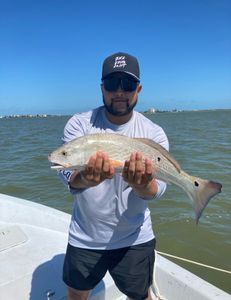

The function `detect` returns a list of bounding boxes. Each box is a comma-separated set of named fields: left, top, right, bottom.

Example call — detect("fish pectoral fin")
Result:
left=110, top=159, right=124, bottom=169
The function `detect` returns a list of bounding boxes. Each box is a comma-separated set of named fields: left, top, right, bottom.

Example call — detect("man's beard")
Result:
left=103, top=96, right=138, bottom=116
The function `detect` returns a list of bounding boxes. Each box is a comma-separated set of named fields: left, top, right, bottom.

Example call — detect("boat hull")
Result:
left=0, top=194, right=230, bottom=300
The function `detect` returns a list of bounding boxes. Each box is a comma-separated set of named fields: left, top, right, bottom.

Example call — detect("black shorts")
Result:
left=63, top=239, right=156, bottom=300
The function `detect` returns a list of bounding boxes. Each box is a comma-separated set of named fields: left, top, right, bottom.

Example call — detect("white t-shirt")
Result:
left=60, top=106, right=169, bottom=249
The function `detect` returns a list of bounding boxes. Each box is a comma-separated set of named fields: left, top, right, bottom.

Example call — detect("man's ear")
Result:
left=137, top=84, right=142, bottom=94
left=100, top=83, right=104, bottom=93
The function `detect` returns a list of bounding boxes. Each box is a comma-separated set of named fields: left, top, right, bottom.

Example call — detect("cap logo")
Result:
left=113, top=56, right=127, bottom=69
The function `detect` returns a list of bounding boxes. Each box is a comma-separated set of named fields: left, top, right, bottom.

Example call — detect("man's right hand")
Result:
left=70, top=152, right=115, bottom=188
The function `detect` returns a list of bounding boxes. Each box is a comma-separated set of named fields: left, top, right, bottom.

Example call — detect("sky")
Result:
left=0, top=0, right=231, bottom=115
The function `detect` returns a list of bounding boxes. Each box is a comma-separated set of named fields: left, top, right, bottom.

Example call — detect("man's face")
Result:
left=101, top=73, right=142, bottom=116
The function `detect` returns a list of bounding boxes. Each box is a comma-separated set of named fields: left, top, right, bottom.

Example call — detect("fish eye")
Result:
left=62, top=151, right=67, bottom=156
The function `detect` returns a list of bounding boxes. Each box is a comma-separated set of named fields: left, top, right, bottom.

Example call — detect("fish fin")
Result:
left=182, top=173, right=222, bottom=223
left=135, top=138, right=181, bottom=172
left=110, top=159, right=124, bottom=169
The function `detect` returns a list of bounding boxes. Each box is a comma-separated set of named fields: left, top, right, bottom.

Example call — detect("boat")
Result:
left=0, top=193, right=230, bottom=300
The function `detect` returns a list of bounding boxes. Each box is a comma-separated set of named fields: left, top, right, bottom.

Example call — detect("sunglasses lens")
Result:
left=103, top=77, right=138, bottom=92
left=103, top=77, right=120, bottom=92
left=121, top=78, right=138, bottom=92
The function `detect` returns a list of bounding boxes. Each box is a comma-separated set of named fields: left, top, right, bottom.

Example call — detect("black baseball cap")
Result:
left=101, top=52, right=140, bottom=81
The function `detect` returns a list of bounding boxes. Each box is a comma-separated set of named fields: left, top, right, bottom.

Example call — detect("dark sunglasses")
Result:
left=103, top=77, right=139, bottom=92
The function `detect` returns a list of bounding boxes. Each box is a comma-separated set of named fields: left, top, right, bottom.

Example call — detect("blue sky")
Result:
left=0, top=0, right=230, bottom=115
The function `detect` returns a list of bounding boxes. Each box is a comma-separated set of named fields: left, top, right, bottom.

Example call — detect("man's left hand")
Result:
left=122, top=152, right=157, bottom=198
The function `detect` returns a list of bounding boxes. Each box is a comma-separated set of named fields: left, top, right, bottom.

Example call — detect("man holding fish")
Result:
left=50, top=52, right=221, bottom=300
left=57, top=52, right=168, bottom=300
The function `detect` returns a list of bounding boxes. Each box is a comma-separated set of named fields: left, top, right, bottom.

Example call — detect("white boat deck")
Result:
left=0, top=193, right=230, bottom=300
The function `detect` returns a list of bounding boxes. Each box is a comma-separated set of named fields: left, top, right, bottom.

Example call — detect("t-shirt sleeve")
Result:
left=63, top=115, right=86, bottom=143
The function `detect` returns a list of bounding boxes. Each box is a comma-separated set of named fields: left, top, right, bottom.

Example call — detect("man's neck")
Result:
left=105, top=110, right=133, bottom=125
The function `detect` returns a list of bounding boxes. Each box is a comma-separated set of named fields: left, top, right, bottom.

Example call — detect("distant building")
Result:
left=147, top=107, right=156, bottom=114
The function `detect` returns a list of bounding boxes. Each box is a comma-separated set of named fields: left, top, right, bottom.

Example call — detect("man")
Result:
left=59, top=52, right=169, bottom=300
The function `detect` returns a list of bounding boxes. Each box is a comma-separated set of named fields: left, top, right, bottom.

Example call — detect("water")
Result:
left=0, top=110, right=230, bottom=293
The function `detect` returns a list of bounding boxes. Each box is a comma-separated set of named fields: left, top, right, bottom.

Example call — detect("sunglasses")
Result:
left=103, top=77, right=139, bottom=92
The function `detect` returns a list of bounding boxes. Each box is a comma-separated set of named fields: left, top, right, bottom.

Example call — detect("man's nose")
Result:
left=115, top=85, right=124, bottom=94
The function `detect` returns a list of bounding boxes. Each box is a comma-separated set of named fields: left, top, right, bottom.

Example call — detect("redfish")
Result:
left=48, top=133, right=222, bottom=223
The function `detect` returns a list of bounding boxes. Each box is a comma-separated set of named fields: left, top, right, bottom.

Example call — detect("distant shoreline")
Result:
left=0, top=108, right=230, bottom=119
left=143, top=108, right=231, bottom=114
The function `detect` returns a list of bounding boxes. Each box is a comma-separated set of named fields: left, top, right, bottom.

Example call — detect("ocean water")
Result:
left=0, top=110, right=230, bottom=293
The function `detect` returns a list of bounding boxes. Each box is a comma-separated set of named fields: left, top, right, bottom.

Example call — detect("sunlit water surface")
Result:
left=0, top=110, right=230, bottom=293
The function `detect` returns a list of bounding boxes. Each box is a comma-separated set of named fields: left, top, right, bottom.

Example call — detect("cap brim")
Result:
left=102, top=71, right=140, bottom=81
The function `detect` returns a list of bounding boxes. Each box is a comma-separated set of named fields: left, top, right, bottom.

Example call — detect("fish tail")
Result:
left=184, top=175, right=222, bottom=223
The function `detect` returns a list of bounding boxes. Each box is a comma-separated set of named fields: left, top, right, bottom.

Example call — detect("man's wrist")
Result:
left=79, top=172, right=99, bottom=187
left=131, top=179, right=158, bottom=198
left=70, top=171, right=96, bottom=189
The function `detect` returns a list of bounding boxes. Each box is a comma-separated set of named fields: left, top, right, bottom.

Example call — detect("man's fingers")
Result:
left=123, top=152, right=145, bottom=184
left=84, top=152, right=115, bottom=183
left=107, top=165, right=115, bottom=179
left=134, top=153, right=144, bottom=184
left=102, top=153, right=115, bottom=179
left=94, top=152, right=105, bottom=181
left=84, top=154, right=97, bottom=180
left=145, top=158, right=154, bottom=179
left=127, top=152, right=136, bottom=181
left=122, top=160, right=129, bottom=179
left=122, top=153, right=154, bottom=186
left=102, top=153, right=110, bottom=173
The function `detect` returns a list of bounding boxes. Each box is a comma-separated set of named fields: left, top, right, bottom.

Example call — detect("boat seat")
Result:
left=0, top=225, right=28, bottom=252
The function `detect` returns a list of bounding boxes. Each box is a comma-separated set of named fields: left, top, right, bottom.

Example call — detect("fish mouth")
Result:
left=50, top=162, right=85, bottom=171
left=50, top=163, right=66, bottom=170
